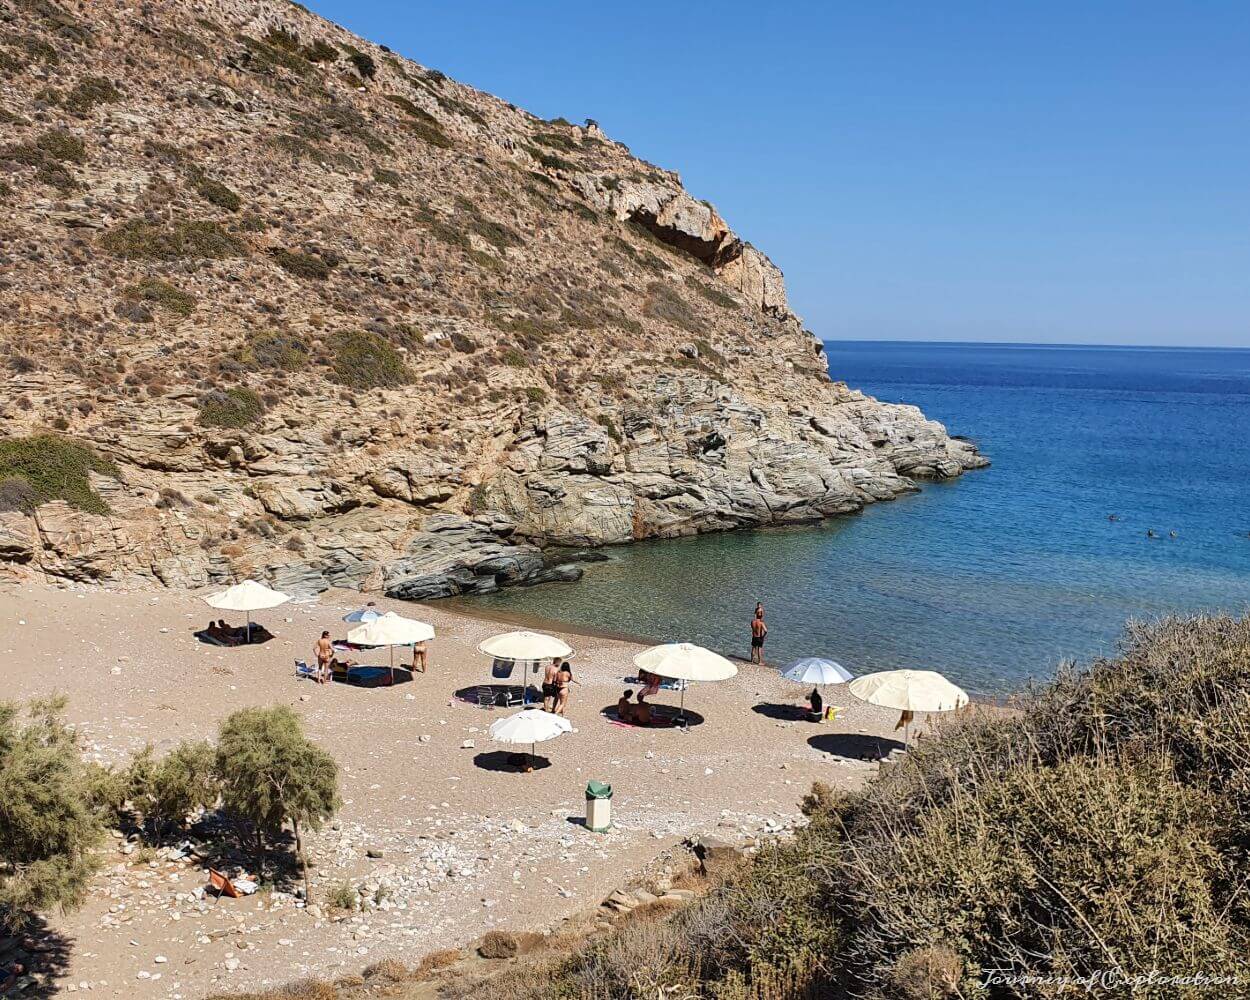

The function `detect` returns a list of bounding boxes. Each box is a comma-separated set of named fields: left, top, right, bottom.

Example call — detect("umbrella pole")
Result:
left=246, top=615, right=252, bottom=644
left=679, top=686, right=686, bottom=724
left=389, top=645, right=394, bottom=684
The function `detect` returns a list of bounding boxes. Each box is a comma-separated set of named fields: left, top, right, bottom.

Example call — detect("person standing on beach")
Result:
left=555, top=660, right=577, bottom=716
left=543, top=658, right=561, bottom=712
left=411, top=638, right=428, bottom=674
left=750, top=608, right=768, bottom=664
left=315, top=631, right=333, bottom=685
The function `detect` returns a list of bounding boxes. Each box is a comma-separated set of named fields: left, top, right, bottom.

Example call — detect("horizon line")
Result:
left=821, top=338, right=1250, bottom=351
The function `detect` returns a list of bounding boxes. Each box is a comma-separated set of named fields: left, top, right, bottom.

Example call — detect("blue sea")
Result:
left=464, top=342, right=1250, bottom=694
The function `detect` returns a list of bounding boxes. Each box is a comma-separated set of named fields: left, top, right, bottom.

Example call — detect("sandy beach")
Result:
left=3, top=582, right=909, bottom=999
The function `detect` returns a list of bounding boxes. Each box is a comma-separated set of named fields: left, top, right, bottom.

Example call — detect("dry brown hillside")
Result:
left=0, top=0, right=985, bottom=597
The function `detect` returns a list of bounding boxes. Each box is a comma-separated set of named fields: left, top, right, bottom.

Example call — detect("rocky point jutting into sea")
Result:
left=0, top=0, right=986, bottom=598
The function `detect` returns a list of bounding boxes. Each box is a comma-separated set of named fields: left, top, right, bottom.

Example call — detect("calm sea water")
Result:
left=464, top=342, right=1250, bottom=693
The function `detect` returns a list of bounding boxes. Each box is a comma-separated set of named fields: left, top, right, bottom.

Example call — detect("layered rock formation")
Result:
left=0, top=0, right=985, bottom=597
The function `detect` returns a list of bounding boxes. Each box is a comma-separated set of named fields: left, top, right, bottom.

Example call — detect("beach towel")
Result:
left=491, top=658, right=516, bottom=679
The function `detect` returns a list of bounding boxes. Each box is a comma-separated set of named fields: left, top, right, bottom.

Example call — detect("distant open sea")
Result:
left=464, top=342, right=1250, bottom=694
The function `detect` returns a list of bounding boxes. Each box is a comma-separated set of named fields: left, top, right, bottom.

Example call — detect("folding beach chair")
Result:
left=294, top=659, right=319, bottom=681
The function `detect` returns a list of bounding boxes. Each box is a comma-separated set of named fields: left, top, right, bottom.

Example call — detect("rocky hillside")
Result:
left=0, top=0, right=985, bottom=597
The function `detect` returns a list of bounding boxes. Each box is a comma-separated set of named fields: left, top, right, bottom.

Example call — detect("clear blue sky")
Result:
left=305, top=1, right=1249, bottom=347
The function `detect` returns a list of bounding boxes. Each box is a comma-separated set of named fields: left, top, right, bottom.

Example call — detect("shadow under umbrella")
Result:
left=599, top=703, right=706, bottom=729
left=807, top=732, right=905, bottom=761
left=473, top=750, right=552, bottom=773
left=751, top=703, right=817, bottom=722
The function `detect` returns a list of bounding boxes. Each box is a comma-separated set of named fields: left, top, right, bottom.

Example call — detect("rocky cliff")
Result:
left=0, top=0, right=986, bottom=597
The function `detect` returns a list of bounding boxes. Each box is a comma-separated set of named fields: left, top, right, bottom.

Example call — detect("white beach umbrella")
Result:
left=347, top=612, right=435, bottom=677
left=488, top=708, right=572, bottom=770
left=203, top=580, right=290, bottom=642
left=779, top=657, right=854, bottom=687
left=632, top=643, right=737, bottom=721
left=477, top=630, right=573, bottom=661
left=848, top=669, right=969, bottom=744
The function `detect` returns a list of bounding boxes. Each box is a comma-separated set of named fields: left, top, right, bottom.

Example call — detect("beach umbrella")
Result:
left=632, top=643, right=737, bottom=722
left=203, top=580, right=290, bottom=643
left=488, top=708, right=572, bottom=770
left=477, top=630, right=573, bottom=660
left=779, top=657, right=854, bottom=716
left=478, top=631, right=574, bottom=703
left=848, top=669, right=968, bottom=744
left=779, top=657, right=854, bottom=687
left=342, top=606, right=382, bottom=624
left=347, top=612, right=435, bottom=678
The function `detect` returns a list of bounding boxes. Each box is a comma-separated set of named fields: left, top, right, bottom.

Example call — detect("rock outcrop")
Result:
left=0, top=0, right=986, bottom=596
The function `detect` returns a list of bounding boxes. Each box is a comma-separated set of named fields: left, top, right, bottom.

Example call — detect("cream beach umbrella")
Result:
left=848, top=669, right=968, bottom=744
left=488, top=707, right=572, bottom=770
left=347, top=612, right=435, bottom=678
left=478, top=631, right=573, bottom=660
left=478, top=631, right=573, bottom=704
left=632, top=642, right=737, bottom=722
left=203, top=580, right=290, bottom=642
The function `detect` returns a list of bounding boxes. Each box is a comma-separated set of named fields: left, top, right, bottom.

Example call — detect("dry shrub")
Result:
left=410, top=947, right=462, bottom=979
left=361, top=958, right=409, bottom=983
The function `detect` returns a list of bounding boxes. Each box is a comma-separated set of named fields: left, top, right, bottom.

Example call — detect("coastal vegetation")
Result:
left=0, top=702, right=340, bottom=929
left=0, top=435, right=119, bottom=514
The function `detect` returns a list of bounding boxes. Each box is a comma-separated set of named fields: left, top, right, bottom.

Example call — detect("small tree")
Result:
left=0, top=697, right=104, bottom=930
left=129, top=740, right=219, bottom=839
left=215, top=707, right=339, bottom=901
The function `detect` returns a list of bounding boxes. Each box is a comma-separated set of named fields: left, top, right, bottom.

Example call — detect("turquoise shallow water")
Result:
left=463, top=342, right=1250, bottom=694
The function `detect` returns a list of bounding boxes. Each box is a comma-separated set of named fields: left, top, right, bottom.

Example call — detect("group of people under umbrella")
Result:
left=199, top=580, right=970, bottom=771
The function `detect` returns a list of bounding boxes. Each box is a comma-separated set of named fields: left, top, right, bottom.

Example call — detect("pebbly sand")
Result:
left=2, top=582, right=914, bottom=999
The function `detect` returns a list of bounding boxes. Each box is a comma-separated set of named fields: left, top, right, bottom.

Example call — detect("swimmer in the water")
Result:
left=1146, top=529, right=1157, bottom=538
left=1108, top=513, right=1119, bottom=522
left=1169, top=530, right=1177, bottom=538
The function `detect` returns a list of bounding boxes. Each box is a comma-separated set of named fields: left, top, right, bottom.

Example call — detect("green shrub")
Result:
left=35, top=128, right=85, bottom=163
left=684, top=274, right=739, bottom=310
left=63, top=75, right=119, bottom=113
left=532, top=130, right=579, bottom=152
left=269, top=247, right=333, bottom=280
left=467, top=215, right=522, bottom=251
left=188, top=168, right=242, bottom=211
left=644, top=280, right=703, bottom=333
left=215, top=706, right=339, bottom=900
left=372, top=166, right=402, bottom=187
left=0, top=435, right=118, bottom=514
left=327, top=330, right=411, bottom=389
left=499, top=347, right=528, bottom=368
left=0, top=697, right=104, bottom=931
left=302, top=39, right=337, bottom=63
left=239, top=331, right=309, bottom=371
left=327, top=880, right=356, bottom=910
left=348, top=51, right=376, bottom=79
left=595, top=414, right=622, bottom=443
left=99, top=219, right=247, bottom=261
left=122, top=278, right=196, bottom=316
left=402, top=116, right=451, bottom=149
left=128, top=741, right=219, bottom=837
left=524, top=386, right=547, bottom=404
left=198, top=387, right=265, bottom=428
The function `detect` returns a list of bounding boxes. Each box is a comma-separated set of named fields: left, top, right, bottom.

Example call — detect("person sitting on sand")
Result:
left=315, top=631, right=334, bottom=685
left=634, top=693, right=653, bottom=727
left=328, top=655, right=357, bottom=682
left=809, top=687, right=824, bottom=722
left=617, top=689, right=635, bottom=723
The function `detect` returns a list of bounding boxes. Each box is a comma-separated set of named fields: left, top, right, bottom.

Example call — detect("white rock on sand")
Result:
left=3, top=583, right=909, bottom=997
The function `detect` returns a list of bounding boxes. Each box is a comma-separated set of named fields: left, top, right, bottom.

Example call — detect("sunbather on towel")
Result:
left=634, top=693, right=653, bottom=727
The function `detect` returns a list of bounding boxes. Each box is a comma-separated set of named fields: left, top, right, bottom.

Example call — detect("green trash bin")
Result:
left=586, top=780, right=612, bottom=832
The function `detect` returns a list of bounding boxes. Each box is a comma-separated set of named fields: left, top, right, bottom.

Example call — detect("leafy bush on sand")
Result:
left=0, top=435, right=118, bottom=514
left=327, top=330, right=411, bottom=390
left=198, top=387, right=265, bottom=428
left=239, top=331, right=310, bottom=372
left=269, top=246, right=334, bottom=280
